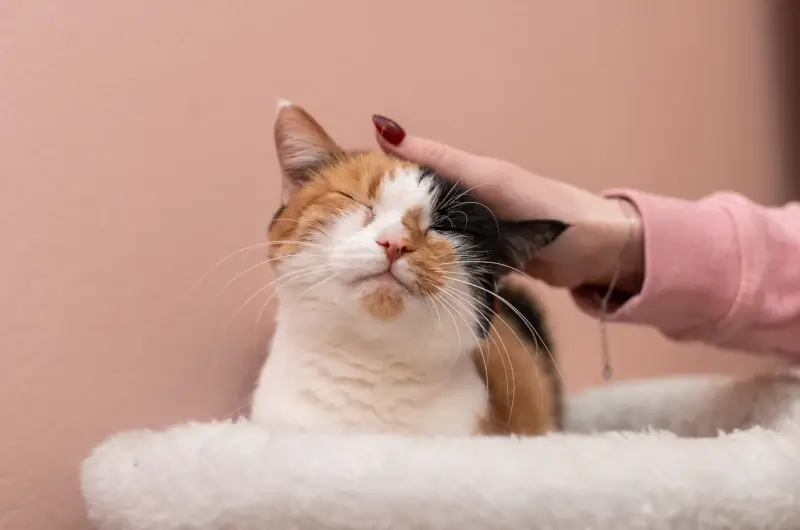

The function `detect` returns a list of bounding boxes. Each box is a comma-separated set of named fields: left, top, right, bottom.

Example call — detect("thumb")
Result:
left=372, top=114, right=495, bottom=185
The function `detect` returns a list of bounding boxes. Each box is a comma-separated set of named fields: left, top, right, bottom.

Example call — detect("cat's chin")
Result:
left=350, top=270, right=414, bottom=295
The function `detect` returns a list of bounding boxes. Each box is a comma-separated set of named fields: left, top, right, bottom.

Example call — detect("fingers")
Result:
left=371, top=114, right=499, bottom=186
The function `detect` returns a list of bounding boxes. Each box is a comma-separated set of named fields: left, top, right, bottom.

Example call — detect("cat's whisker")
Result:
left=434, top=297, right=464, bottom=369
left=423, top=291, right=443, bottom=329
left=442, top=275, right=565, bottom=387
left=212, top=253, right=325, bottom=300
left=441, top=259, right=535, bottom=282
left=438, top=285, right=524, bottom=421
left=419, top=279, right=464, bottom=368
left=247, top=266, right=341, bottom=341
left=215, top=247, right=386, bottom=302
left=433, top=295, right=472, bottom=372
left=439, top=285, right=520, bottom=420
left=436, top=184, right=458, bottom=214
left=449, top=209, right=469, bottom=228
left=272, top=218, right=335, bottom=238
left=418, top=276, right=461, bottom=357
left=439, top=182, right=491, bottom=212
left=430, top=267, right=482, bottom=278
left=457, top=201, right=500, bottom=235
left=250, top=268, right=340, bottom=349
left=189, top=240, right=327, bottom=293
left=190, top=242, right=272, bottom=293
left=432, top=289, right=491, bottom=405
left=226, top=264, right=332, bottom=331
left=436, top=289, right=486, bottom=365
left=295, top=271, right=342, bottom=300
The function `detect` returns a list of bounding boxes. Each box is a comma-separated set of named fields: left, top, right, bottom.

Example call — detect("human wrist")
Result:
left=609, top=198, right=645, bottom=293
left=578, top=197, right=645, bottom=294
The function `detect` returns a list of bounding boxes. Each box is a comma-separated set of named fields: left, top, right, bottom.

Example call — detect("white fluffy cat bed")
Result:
left=81, top=370, right=800, bottom=530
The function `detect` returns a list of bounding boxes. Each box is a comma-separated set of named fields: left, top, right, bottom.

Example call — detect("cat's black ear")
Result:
left=499, top=219, right=570, bottom=268
left=274, top=99, right=343, bottom=204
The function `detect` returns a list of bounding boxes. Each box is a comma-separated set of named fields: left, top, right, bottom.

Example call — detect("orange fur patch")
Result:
left=408, top=235, right=455, bottom=296
left=359, top=287, right=406, bottom=321
left=474, top=277, right=559, bottom=435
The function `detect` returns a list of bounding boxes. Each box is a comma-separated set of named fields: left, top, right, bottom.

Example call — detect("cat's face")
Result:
left=268, top=102, right=567, bottom=343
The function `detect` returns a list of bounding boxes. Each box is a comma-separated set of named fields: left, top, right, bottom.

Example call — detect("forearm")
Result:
left=574, top=190, right=800, bottom=360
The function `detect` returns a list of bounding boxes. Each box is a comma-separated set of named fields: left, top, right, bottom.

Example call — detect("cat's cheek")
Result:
left=406, top=236, right=458, bottom=296
left=273, top=252, right=311, bottom=277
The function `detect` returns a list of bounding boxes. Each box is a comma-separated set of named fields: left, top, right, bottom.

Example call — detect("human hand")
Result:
left=371, top=115, right=645, bottom=293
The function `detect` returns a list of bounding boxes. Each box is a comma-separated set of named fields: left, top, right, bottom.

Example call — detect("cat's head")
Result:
left=267, top=102, right=567, bottom=346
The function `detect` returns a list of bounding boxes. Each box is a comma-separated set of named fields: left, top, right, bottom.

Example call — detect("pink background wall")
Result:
left=0, top=2, right=788, bottom=528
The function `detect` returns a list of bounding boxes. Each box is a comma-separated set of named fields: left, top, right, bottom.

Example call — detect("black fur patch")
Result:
left=420, top=167, right=567, bottom=338
left=421, top=167, right=507, bottom=337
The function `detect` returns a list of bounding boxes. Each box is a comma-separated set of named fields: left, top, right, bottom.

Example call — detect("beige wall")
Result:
left=0, top=2, right=787, bottom=528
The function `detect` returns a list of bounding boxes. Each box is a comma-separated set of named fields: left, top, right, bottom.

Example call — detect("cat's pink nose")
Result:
left=376, top=237, right=409, bottom=263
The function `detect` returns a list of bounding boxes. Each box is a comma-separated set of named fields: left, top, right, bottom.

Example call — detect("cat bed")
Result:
left=81, top=370, right=800, bottom=530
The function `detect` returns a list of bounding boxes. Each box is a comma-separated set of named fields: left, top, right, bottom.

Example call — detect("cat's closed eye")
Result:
left=332, top=190, right=375, bottom=224
left=333, top=191, right=359, bottom=202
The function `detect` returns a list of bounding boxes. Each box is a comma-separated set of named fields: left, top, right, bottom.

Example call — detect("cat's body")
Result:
left=250, top=102, right=563, bottom=436
left=253, top=308, right=488, bottom=434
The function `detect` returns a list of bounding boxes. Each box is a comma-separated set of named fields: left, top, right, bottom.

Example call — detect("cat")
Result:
left=249, top=101, right=566, bottom=436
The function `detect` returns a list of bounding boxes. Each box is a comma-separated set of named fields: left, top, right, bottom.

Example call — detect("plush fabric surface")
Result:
left=81, top=370, right=800, bottom=530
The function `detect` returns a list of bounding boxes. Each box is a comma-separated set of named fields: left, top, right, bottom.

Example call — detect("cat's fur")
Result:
left=250, top=102, right=565, bottom=436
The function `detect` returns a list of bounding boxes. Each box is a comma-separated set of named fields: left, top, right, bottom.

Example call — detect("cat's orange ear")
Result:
left=274, top=100, right=342, bottom=204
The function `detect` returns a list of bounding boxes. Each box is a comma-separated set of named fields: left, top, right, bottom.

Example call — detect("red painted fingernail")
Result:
left=372, top=114, right=406, bottom=146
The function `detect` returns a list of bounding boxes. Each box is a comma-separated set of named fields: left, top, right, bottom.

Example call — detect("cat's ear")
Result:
left=274, top=99, right=342, bottom=204
left=499, top=219, right=570, bottom=268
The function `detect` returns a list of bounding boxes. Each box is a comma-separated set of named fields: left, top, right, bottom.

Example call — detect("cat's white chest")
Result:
left=250, top=336, right=488, bottom=435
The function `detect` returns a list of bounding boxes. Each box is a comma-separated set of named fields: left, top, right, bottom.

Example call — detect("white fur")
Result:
left=81, top=370, right=800, bottom=530
left=251, top=166, right=486, bottom=435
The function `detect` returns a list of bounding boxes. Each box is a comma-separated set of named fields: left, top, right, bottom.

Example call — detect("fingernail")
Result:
left=372, top=114, right=406, bottom=146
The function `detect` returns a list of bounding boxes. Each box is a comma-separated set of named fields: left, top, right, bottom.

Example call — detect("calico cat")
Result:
left=249, top=101, right=566, bottom=436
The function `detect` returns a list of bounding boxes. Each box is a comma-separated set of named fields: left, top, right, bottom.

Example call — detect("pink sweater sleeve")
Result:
left=573, top=189, right=800, bottom=360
